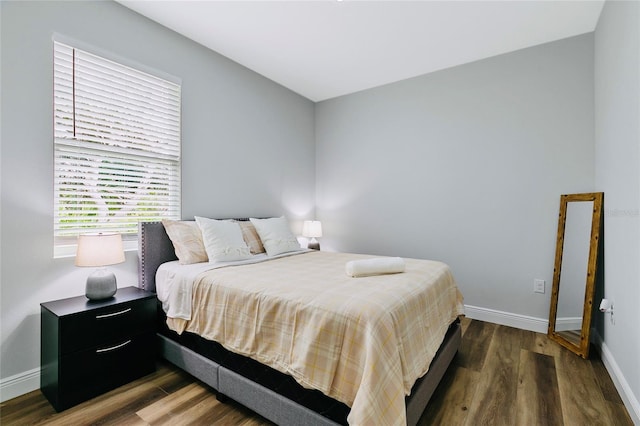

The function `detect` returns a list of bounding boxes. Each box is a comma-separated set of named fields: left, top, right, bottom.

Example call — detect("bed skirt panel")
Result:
left=158, top=334, right=219, bottom=390
left=218, top=367, right=341, bottom=426
left=405, top=321, right=461, bottom=425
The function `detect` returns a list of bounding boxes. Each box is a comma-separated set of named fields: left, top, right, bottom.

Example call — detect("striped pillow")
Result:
left=162, top=219, right=208, bottom=264
left=238, top=221, right=266, bottom=254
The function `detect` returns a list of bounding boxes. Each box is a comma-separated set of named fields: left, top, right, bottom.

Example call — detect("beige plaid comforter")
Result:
left=166, top=251, right=464, bottom=425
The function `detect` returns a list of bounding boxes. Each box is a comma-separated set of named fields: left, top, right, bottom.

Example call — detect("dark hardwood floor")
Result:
left=1, top=318, right=633, bottom=425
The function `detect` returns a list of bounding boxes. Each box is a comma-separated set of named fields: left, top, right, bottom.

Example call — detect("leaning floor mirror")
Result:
left=548, top=192, right=603, bottom=359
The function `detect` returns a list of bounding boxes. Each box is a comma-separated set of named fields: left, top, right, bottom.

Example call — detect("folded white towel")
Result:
left=345, top=257, right=406, bottom=277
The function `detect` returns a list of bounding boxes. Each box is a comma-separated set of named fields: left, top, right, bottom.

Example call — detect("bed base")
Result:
left=139, top=220, right=461, bottom=425
left=159, top=334, right=338, bottom=425
left=158, top=321, right=460, bottom=426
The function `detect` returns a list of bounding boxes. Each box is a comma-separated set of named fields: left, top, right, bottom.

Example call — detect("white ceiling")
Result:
left=117, top=0, right=605, bottom=102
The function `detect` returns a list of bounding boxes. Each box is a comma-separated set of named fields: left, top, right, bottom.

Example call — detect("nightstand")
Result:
left=40, top=286, right=156, bottom=411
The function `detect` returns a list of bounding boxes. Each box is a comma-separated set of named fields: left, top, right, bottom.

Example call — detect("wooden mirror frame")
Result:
left=548, top=192, right=603, bottom=359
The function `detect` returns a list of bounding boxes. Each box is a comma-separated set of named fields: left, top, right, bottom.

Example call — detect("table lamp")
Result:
left=75, top=233, right=125, bottom=301
left=302, top=220, right=322, bottom=250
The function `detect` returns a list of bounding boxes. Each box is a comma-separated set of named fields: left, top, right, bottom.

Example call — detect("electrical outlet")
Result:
left=609, top=299, right=615, bottom=325
left=534, top=279, right=545, bottom=294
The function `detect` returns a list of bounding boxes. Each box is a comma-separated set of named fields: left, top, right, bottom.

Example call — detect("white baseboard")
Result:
left=591, top=330, right=640, bottom=425
left=554, top=316, right=583, bottom=332
left=0, top=367, right=40, bottom=403
left=464, top=304, right=548, bottom=333
left=464, top=304, right=639, bottom=425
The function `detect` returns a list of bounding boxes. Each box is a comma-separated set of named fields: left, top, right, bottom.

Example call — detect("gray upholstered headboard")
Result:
left=137, top=221, right=177, bottom=292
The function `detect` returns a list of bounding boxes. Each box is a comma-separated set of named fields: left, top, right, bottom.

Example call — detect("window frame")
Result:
left=52, top=35, right=182, bottom=257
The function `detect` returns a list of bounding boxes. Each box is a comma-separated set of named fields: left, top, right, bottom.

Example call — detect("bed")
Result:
left=138, top=219, right=464, bottom=425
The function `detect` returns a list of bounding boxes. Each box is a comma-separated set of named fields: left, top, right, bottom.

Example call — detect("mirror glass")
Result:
left=554, top=201, right=593, bottom=345
left=548, top=192, right=603, bottom=359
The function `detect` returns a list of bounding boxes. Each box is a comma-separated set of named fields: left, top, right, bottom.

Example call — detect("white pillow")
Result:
left=194, top=217, right=252, bottom=262
left=250, top=216, right=302, bottom=256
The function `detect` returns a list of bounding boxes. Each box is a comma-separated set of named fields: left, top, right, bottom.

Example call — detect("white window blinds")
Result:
left=53, top=41, right=181, bottom=244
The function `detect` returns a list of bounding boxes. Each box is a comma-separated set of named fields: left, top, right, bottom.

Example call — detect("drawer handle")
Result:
left=95, top=308, right=131, bottom=319
left=96, top=340, right=131, bottom=353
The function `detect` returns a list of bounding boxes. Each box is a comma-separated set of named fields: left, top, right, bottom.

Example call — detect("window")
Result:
left=53, top=41, right=181, bottom=254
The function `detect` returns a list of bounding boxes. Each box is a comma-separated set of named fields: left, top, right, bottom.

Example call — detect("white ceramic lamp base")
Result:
left=85, top=268, right=117, bottom=301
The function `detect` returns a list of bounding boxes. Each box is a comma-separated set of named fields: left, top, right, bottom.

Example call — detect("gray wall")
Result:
left=0, top=0, right=315, bottom=387
left=316, top=34, right=595, bottom=321
left=594, top=0, right=640, bottom=419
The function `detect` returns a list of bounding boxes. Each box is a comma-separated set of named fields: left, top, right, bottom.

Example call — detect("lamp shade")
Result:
left=75, top=233, right=125, bottom=267
left=302, top=221, right=323, bottom=238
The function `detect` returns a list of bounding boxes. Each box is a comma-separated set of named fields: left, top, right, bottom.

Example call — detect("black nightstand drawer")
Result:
left=58, top=332, right=155, bottom=410
left=60, top=297, right=155, bottom=354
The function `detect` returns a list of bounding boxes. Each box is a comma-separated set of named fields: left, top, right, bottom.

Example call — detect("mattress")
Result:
left=156, top=250, right=464, bottom=426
